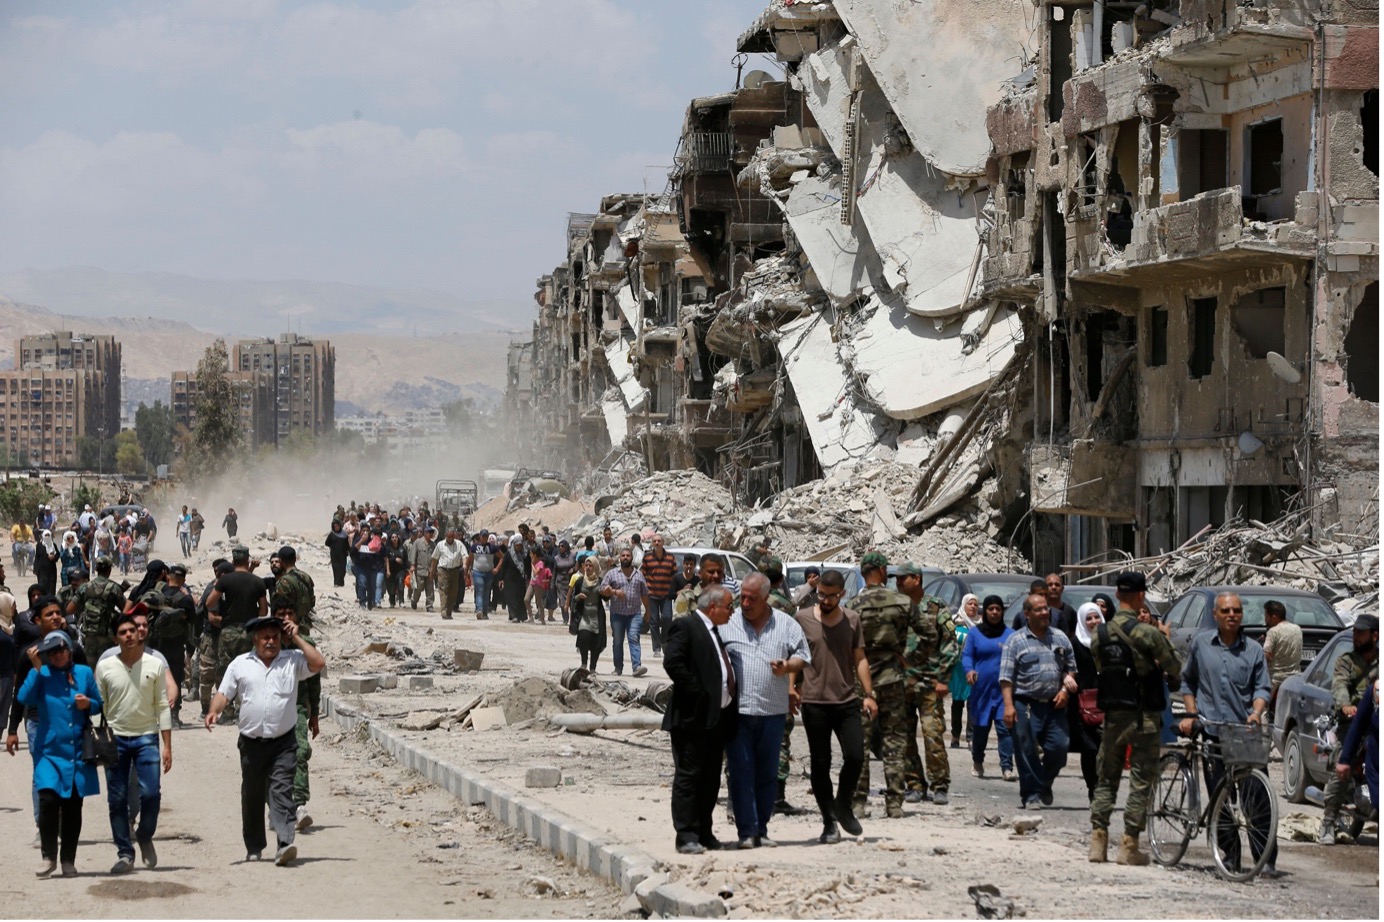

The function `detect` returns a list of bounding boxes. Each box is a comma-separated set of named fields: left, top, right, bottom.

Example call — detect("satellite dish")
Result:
left=1266, top=352, right=1301, bottom=384
left=1238, top=431, right=1264, bottom=457
left=743, top=69, right=774, bottom=90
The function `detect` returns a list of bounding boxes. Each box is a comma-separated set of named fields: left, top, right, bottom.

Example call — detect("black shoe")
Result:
left=832, top=800, right=863, bottom=837
left=676, top=842, right=706, bottom=855
left=819, top=821, right=841, bottom=845
left=1039, top=788, right=1054, bottom=807
left=702, top=838, right=723, bottom=851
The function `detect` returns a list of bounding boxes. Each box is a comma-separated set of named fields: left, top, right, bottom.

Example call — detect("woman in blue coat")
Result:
left=17, top=630, right=102, bottom=878
left=962, top=595, right=1015, bottom=780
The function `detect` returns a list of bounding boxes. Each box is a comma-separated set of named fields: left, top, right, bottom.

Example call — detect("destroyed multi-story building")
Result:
left=508, top=0, right=1377, bottom=572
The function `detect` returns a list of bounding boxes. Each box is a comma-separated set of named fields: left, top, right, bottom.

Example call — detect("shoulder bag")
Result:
left=82, top=711, right=118, bottom=767
left=1077, top=688, right=1104, bottom=728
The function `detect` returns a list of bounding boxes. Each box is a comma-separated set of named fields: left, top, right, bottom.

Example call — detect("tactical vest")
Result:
left=144, top=583, right=188, bottom=642
left=1095, top=621, right=1165, bottom=713
left=78, top=577, right=122, bottom=640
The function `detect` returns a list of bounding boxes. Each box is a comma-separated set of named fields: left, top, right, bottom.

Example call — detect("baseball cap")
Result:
left=231, top=545, right=251, bottom=562
left=860, top=551, right=889, bottom=571
left=36, top=630, right=72, bottom=654
left=169, top=563, right=188, bottom=577
left=895, top=562, right=924, bottom=577
left=1115, top=571, right=1147, bottom=592
left=1353, top=614, right=1379, bottom=632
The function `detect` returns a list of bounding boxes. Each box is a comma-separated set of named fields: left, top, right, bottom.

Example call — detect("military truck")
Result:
left=435, top=480, right=479, bottom=530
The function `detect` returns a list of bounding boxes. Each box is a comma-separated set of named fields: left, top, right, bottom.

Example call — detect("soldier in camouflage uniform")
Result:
left=270, top=545, right=316, bottom=635
left=276, top=601, right=322, bottom=831
left=850, top=552, right=937, bottom=818
left=1088, top=571, right=1182, bottom=865
left=896, top=569, right=957, bottom=804
left=196, top=559, right=232, bottom=718
left=65, top=560, right=123, bottom=658
left=1320, top=613, right=1378, bottom=844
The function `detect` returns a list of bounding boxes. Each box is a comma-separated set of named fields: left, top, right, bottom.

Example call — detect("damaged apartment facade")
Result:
left=511, top=0, right=1377, bottom=572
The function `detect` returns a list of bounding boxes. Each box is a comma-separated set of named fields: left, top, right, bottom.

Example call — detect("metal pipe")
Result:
left=548, top=712, right=665, bottom=734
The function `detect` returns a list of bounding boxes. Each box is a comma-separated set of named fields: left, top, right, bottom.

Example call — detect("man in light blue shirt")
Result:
left=720, top=573, right=809, bottom=849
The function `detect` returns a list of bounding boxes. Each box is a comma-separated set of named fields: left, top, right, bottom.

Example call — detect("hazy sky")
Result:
left=0, top=0, right=772, bottom=303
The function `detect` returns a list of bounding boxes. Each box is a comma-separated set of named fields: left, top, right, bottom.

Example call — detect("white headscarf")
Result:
left=61, top=530, right=78, bottom=548
left=40, top=529, right=55, bottom=555
left=0, top=591, right=15, bottom=636
left=957, top=593, right=980, bottom=629
left=1075, top=602, right=1104, bottom=649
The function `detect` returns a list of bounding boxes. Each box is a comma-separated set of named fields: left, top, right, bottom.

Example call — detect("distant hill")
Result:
left=0, top=296, right=516, bottom=417
left=0, top=266, right=526, bottom=337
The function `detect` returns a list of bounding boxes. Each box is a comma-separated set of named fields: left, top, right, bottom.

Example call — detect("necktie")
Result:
left=711, top=625, right=736, bottom=699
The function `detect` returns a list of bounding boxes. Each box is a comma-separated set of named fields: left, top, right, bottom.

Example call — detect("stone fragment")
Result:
left=376, top=673, right=399, bottom=689
left=402, top=675, right=433, bottom=691
left=338, top=675, right=379, bottom=694
left=453, top=649, right=485, bottom=671
left=524, top=766, right=562, bottom=788
left=468, top=707, right=508, bottom=731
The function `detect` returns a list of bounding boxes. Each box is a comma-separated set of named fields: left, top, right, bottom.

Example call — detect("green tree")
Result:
left=76, top=436, right=118, bottom=472
left=135, top=400, right=175, bottom=468
left=186, top=339, right=242, bottom=478
left=0, top=478, right=53, bottom=526
left=71, top=481, right=102, bottom=514
left=114, top=430, right=146, bottom=476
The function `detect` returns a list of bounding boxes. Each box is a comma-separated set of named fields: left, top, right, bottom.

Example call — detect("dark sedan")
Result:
left=1272, top=629, right=1354, bottom=802
left=924, top=573, right=1038, bottom=614
left=1161, top=585, right=1345, bottom=668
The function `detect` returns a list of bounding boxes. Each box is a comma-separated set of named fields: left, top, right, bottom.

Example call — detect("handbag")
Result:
left=1077, top=688, right=1104, bottom=728
left=82, top=712, right=118, bottom=767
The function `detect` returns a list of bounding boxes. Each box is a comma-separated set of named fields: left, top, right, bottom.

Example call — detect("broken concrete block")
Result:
left=399, top=711, right=448, bottom=731
left=401, top=675, right=433, bottom=691
left=453, top=649, right=485, bottom=672
left=376, top=673, right=399, bottom=690
left=524, top=766, right=562, bottom=788
left=468, top=707, right=508, bottom=731
left=339, top=675, right=379, bottom=695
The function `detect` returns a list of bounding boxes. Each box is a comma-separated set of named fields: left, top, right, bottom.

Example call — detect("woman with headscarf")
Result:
left=569, top=559, right=607, bottom=672
left=499, top=534, right=530, bottom=623
left=552, top=540, right=578, bottom=625
left=0, top=592, right=16, bottom=741
left=324, top=520, right=350, bottom=588
left=34, top=529, right=60, bottom=595
left=18, top=628, right=103, bottom=878
left=949, top=594, right=980, bottom=749
left=126, top=560, right=170, bottom=609
left=1070, top=602, right=1105, bottom=802
left=58, top=532, right=86, bottom=587
left=962, top=595, right=1015, bottom=780
left=1091, top=593, right=1116, bottom=621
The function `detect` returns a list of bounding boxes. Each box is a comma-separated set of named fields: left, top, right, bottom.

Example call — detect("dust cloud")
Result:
left=153, top=437, right=498, bottom=538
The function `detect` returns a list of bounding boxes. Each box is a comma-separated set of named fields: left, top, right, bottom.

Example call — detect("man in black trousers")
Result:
left=662, top=584, right=737, bottom=855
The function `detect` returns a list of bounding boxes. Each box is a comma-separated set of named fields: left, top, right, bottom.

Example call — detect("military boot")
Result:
left=1116, top=833, right=1149, bottom=866
left=774, top=780, right=806, bottom=816
left=1088, top=828, right=1108, bottom=863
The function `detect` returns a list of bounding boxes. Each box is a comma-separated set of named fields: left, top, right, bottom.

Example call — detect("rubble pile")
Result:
left=593, top=469, right=738, bottom=545
left=1080, top=509, right=1379, bottom=611
left=487, top=677, right=605, bottom=724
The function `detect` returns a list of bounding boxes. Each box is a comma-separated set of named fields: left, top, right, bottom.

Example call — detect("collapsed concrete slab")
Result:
left=844, top=298, right=1023, bottom=419
left=776, top=311, right=889, bottom=470
left=834, top=0, right=1032, bottom=176
left=785, top=176, right=881, bottom=303
left=601, top=392, right=629, bottom=447
left=798, top=35, right=984, bottom=318
left=601, top=339, right=645, bottom=411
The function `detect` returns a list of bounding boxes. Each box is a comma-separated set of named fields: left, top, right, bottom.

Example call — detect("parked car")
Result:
left=1162, top=585, right=1345, bottom=668
left=784, top=562, right=864, bottom=601
left=1272, top=629, right=1355, bottom=802
left=924, top=573, right=1038, bottom=614
left=1002, top=584, right=1165, bottom=626
left=666, top=547, right=757, bottom=583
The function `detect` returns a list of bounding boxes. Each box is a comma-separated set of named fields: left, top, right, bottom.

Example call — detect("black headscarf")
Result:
left=977, top=594, right=1008, bottom=638
left=129, top=559, right=169, bottom=601
left=1092, top=593, right=1116, bottom=618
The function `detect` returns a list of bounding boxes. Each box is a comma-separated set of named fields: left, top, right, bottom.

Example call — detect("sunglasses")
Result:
left=1218, top=607, right=1244, bottom=613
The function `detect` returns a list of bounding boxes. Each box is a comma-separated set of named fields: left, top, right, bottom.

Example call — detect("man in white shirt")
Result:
left=429, top=527, right=467, bottom=621
left=94, top=610, right=173, bottom=874
left=205, top=615, right=325, bottom=866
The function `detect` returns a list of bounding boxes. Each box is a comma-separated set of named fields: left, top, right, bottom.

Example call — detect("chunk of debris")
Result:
left=453, top=649, right=485, bottom=672
left=969, top=883, right=1017, bottom=919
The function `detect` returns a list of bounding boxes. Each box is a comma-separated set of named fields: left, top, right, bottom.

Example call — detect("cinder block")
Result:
left=523, top=764, right=561, bottom=786
left=453, top=648, right=485, bottom=671
left=376, top=673, right=399, bottom=689
left=402, top=675, right=433, bottom=691
left=339, top=675, right=379, bottom=694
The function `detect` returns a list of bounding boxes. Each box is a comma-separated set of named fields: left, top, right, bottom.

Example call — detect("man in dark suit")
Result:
left=662, top=584, right=737, bottom=854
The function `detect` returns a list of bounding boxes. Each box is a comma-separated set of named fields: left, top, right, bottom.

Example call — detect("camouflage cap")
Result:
left=758, top=555, right=784, bottom=573
left=860, top=551, right=889, bottom=571
left=895, top=562, right=923, bottom=577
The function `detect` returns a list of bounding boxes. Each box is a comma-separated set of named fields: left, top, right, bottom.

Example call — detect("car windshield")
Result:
left=1235, top=593, right=1343, bottom=629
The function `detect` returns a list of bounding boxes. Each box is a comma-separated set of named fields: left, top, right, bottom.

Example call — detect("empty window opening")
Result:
left=1230, top=287, right=1287, bottom=359
left=1181, top=485, right=1229, bottom=540
left=1189, top=297, right=1217, bottom=379
left=1045, top=192, right=1067, bottom=285
left=1049, top=11, right=1073, bottom=123
left=1232, top=485, right=1293, bottom=524
left=1344, top=282, right=1379, bottom=402
left=1148, top=307, right=1169, bottom=367
left=1079, top=137, right=1099, bottom=209
left=1246, top=119, right=1284, bottom=198
left=1176, top=128, right=1228, bottom=198
left=1007, top=152, right=1030, bottom=220
left=1363, top=90, right=1379, bottom=177
left=1084, top=312, right=1111, bottom=401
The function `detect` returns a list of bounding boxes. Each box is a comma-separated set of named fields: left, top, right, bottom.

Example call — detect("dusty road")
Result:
left=0, top=702, right=623, bottom=918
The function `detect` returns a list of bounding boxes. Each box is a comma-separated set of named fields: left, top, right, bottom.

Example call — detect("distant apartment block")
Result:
left=0, top=333, right=122, bottom=468
left=171, top=333, right=335, bottom=451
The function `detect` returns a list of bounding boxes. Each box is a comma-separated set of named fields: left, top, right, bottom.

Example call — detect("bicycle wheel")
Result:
left=1207, top=767, right=1278, bottom=882
left=1147, top=751, right=1197, bottom=866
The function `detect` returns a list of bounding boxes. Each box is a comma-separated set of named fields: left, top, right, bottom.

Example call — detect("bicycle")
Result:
left=1146, top=717, right=1279, bottom=882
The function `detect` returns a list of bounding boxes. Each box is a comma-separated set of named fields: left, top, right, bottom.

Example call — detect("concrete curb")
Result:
left=323, top=695, right=726, bottom=918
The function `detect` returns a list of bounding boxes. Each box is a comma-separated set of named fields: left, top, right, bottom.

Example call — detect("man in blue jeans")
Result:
left=94, top=610, right=172, bottom=873
left=1000, top=593, right=1078, bottom=809
left=599, top=548, right=649, bottom=677
left=720, top=573, right=810, bottom=848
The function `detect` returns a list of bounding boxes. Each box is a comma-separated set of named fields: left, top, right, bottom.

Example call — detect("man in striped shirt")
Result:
left=600, top=548, right=649, bottom=677
left=1000, top=593, right=1078, bottom=809
left=641, top=534, right=678, bottom=659
left=720, top=573, right=810, bottom=849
